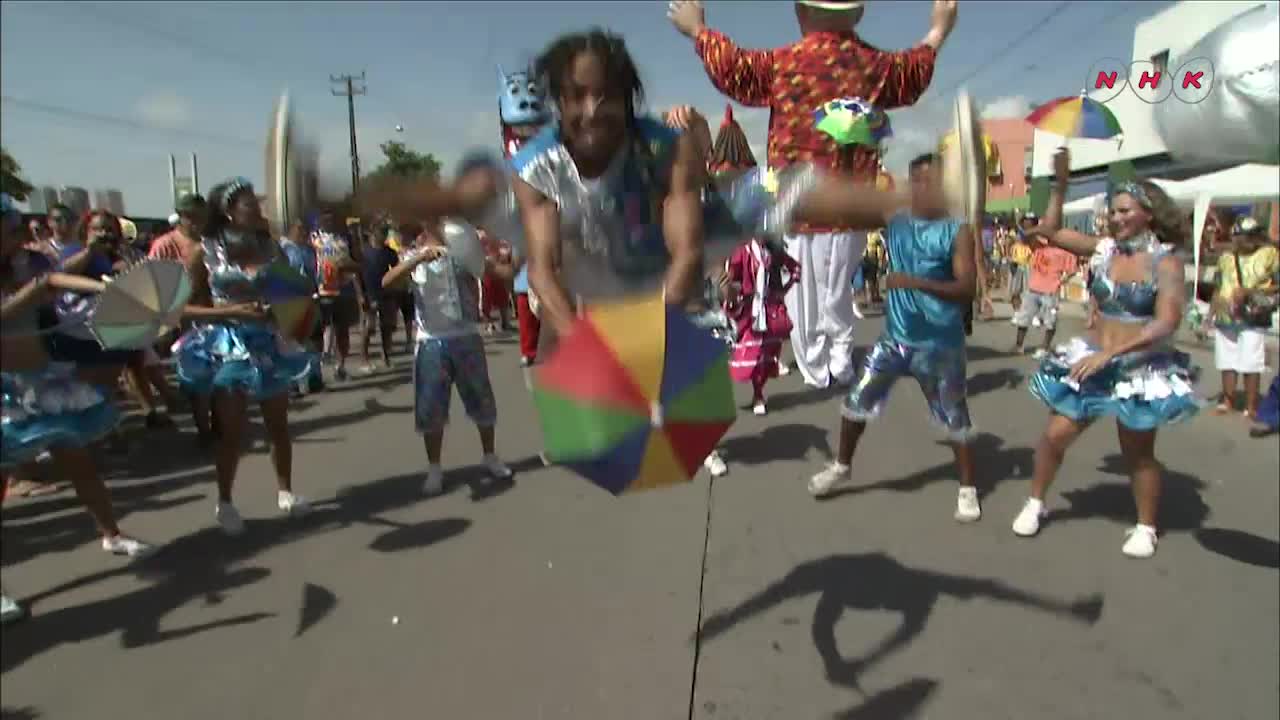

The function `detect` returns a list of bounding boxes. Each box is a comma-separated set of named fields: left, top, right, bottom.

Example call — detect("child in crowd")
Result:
left=724, top=236, right=800, bottom=415
left=382, top=221, right=512, bottom=494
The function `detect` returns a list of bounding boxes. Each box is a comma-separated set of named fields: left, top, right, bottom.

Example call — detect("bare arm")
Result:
left=662, top=133, right=707, bottom=307
left=382, top=246, right=442, bottom=289
left=514, top=176, right=575, bottom=337
left=793, top=177, right=910, bottom=231
left=1048, top=228, right=1104, bottom=257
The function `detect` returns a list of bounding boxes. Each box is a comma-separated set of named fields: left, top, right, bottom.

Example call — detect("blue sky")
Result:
left=1, top=0, right=1171, bottom=218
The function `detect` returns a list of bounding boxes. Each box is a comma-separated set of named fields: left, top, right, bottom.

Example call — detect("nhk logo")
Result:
left=1086, top=57, right=1214, bottom=105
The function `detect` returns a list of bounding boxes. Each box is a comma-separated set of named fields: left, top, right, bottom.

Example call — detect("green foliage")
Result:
left=365, top=141, right=440, bottom=182
left=0, top=146, right=34, bottom=201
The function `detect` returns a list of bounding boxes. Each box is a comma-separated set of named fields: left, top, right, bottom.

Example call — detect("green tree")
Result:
left=1, top=146, right=34, bottom=202
left=365, top=141, right=440, bottom=182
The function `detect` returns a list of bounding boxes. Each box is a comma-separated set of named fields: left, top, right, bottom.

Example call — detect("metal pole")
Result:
left=331, top=71, right=367, bottom=196
left=190, top=153, right=199, bottom=195
left=168, top=154, right=177, bottom=206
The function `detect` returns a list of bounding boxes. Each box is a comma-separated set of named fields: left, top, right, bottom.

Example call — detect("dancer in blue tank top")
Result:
left=805, top=153, right=983, bottom=523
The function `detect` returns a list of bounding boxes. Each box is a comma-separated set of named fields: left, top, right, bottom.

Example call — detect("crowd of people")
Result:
left=3, top=0, right=1277, bottom=630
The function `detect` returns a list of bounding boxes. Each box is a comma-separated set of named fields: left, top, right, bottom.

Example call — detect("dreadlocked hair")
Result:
left=534, top=29, right=660, bottom=190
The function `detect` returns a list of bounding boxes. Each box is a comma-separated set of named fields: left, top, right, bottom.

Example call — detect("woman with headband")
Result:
left=2, top=193, right=156, bottom=623
left=174, top=178, right=316, bottom=536
left=1011, top=150, right=1200, bottom=558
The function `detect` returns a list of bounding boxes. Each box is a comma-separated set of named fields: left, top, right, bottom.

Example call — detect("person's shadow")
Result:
left=718, top=423, right=832, bottom=466
left=818, top=433, right=1033, bottom=500
left=1044, top=454, right=1210, bottom=532
left=697, top=553, right=1103, bottom=693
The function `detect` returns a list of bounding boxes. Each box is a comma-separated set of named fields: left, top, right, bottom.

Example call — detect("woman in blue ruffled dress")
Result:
left=1011, top=150, right=1200, bottom=558
left=174, top=179, right=316, bottom=536
left=1, top=194, right=155, bottom=623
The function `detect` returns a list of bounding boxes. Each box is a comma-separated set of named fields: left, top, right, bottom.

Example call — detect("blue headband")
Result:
left=1109, top=182, right=1152, bottom=209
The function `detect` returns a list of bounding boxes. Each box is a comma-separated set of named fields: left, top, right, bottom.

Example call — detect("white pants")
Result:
left=784, top=231, right=866, bottom=388
left=1214, top=327, right=1267, bottom=374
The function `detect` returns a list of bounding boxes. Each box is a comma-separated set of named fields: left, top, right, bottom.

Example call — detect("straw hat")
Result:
left=797, top=1, right=864, bottom=10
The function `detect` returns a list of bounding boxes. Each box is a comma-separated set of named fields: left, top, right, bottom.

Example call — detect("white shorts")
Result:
left=1012, top=291, right=1059, bottom=330
left=1214, top=327, right=1267, bottom=374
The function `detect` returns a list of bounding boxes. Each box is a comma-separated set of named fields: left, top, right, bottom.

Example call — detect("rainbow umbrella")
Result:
left=532, top=292, right=736, bottom=495
left=1025, top=95, right=1123, bottom=140
left=89, top=260, right=191, bottom=349
left=258, top=262, right=318, bottom=342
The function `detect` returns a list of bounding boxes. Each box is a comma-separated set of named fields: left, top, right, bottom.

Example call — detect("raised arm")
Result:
left=794, top=176, right=910, bottom=230
left=1040, top=149, right=1104, bottom=257
left=662, top=132, right=708, bottom=307
left=669, top=1, right=774, bottom=107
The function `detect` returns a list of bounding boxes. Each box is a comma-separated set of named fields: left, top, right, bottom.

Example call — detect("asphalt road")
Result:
left=2, top=312, right=1277, bottom=720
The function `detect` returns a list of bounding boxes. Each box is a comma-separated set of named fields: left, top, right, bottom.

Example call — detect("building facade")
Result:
left=58, top=186, right=90, bottom=217
left=983, top=117, right=1034, bottom=202
left=27, top=186, right=59, bottom=213
left=93, top=189, right=126, bottom=215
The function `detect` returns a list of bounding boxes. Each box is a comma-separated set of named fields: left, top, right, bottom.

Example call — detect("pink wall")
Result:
left=982, top=117, right=1034, bottom=201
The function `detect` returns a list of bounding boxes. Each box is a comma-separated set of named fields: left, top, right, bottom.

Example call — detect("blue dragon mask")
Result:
left=498, top=66, right=550, bottom=158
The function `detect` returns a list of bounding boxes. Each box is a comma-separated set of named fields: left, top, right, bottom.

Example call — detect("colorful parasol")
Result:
left=258, top=261, right=318, bottom=342
left=89, top=260, right=191, bottom=349
left=532, top=292, right=737, bottom=494
left=939, top=130, right=1001, bottom=177
left=813, top=97, right=892, bottom=148
left=1025, top=94, right=1123, bottom=140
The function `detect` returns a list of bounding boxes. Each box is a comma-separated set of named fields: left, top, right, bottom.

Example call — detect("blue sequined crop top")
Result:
left=202, top=231, right=279, bottom=305
left=1087, top=235, right=1170, bottom=324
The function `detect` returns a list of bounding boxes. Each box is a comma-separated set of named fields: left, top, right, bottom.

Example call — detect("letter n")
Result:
left=1094, top=71, right=1118, bottom=90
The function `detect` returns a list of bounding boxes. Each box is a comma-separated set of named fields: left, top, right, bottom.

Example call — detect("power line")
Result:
left=0, top=95, right=259, bottom=148
left=933, top=1, right=1074, bottom=99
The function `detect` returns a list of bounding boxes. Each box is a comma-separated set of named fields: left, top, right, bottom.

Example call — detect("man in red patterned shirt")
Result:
left=670, top=0, right=958, bottom=388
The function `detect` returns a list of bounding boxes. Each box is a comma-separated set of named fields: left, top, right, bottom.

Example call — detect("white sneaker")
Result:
left=216, top=501, right=245, bottom=536
left=1122, top=524, right=1158, bottom=558
left=1012, top=497, right=1046, bottom=537
left=808, top=462, right=853, bottom=497
left=852, top=302, right=865, bottom=320
left=277, top=491, right=311, bottom=517
left=538, top=451, right=552, bottom=467
left=101, top=534, right=157, bottom=559
left=423, top=464, right=444, bottom=496
left=703, top=451, right=728, bottom=478
left=1032, top=348, right=1048, bottom=360
left=0, top=594, right=24, bottom=625
left=752, top=400, right=767, bottom=416
left=777, top=363, right=792, bottom=377
left=483, top=453, right=513, bottom=479
left=955, top=487, right=982, bottom=522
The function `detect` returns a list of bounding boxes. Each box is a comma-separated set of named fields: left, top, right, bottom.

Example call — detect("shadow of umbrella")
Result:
left=834, top=677, right=939, bottom=720
left=296, top=582, right=338, bottom=638
left=1194, top=528, right=1280, bottom=569
left=368, top=517, right=471, bottom=553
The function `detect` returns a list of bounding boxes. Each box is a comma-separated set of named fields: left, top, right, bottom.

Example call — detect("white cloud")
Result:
left=980, top=95, right=1032, bottom=120
left=135, top=91, right=193, bottom=129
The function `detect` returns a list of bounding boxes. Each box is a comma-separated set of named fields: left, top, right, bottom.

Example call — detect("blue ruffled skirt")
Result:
left=1, top=363, right=120, bottom=469
left=173, top=321, right=317, bottom=401
left=1029, top=337, right=1202, bottom=430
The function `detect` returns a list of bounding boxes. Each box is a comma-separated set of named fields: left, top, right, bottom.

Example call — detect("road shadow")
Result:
left=697, top=553, right=1102, bottom=694
left=967, top=367, right=1024, bottom=397
left=0, top=707, right=40, bottom=720
left=767, top=384, right=846, bottom=413
left=1044, top=454, right=1209, bottom=532
left=3, top=471, right=476, bottom=674
left=834, top=677, right=939, bottom=720
left=1194, top=528, right=1279, bottom=569
left=966, top=344, right=1012, bottom=363
left=719, top=423, right=832, bottom=466
left=367, top=517, right=471, bottom=553
left=818, top=433, right=1033, bottom=500
left=295, top=582, right=338, bottom=638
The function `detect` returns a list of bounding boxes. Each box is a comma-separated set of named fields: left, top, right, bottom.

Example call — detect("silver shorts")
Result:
left=1012, top=291, right=1059, bottom=330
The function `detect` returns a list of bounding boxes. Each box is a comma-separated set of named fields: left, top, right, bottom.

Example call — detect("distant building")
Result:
left=58, top=186, right=90, bottom=217
left=983, top=117, right=1035, bottom=212
left=27, top=186, right=59, bottom=213
left=93, top=189, right=126, bottom=215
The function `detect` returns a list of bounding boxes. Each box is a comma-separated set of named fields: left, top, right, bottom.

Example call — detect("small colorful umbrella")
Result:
left=89, top=260, right=191, bottom=350
left=258, top=261, right=319, bottom=342
left=1025, top=94, right=1123, bottom=140
left=939, top=130, right=1001, bottom=177
left=813, top=97, right=892, bottom=148
left=532, top=292, right=737, bottom=494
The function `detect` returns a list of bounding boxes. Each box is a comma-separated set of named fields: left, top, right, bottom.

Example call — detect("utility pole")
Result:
left=330, top=71, right=367, bottom=196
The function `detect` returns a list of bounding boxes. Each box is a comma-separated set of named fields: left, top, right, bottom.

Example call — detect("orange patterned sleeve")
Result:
left=693, top=28, right=775, bottom=108
left=864, top=43, right=938, bottom=109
